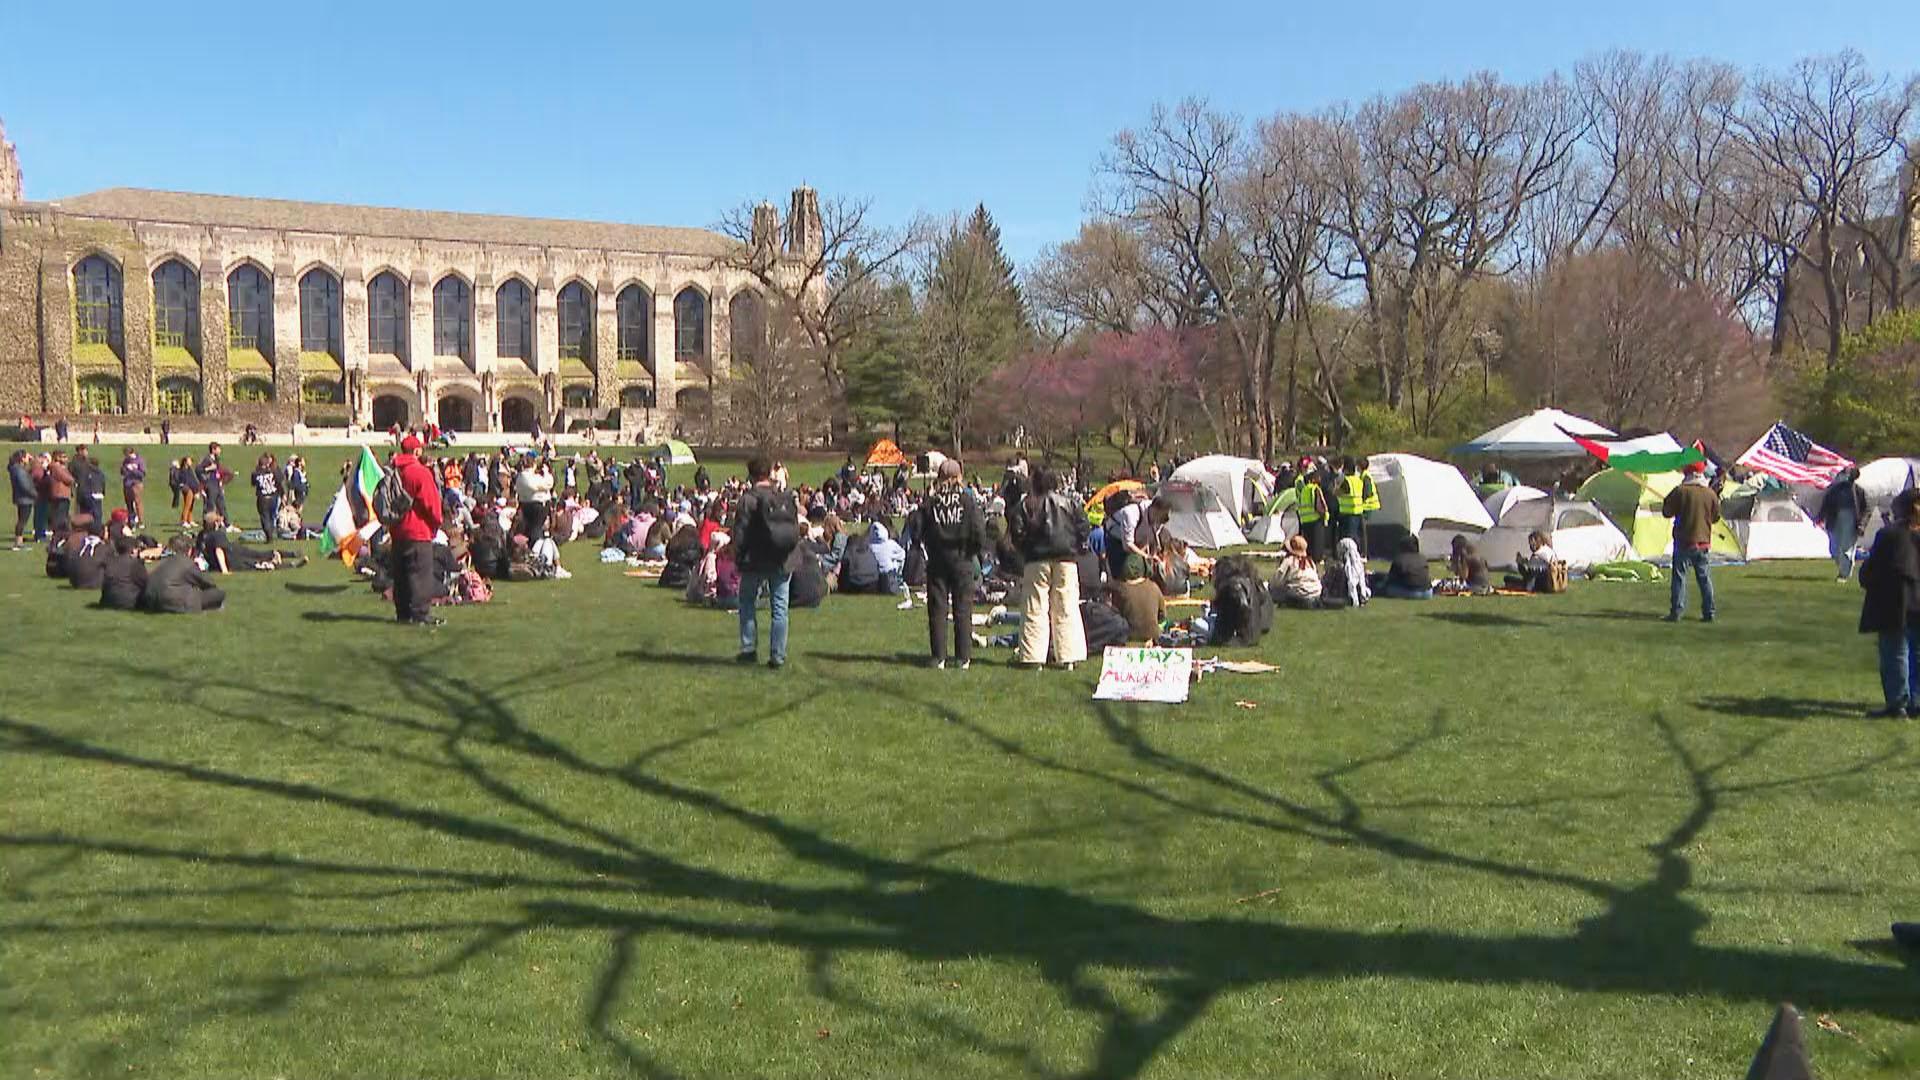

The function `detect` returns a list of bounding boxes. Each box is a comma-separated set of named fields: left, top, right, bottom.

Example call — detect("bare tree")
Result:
left=1024, top=221, right=1160, bottom=342
left=722, top=297, right=829, bottom=453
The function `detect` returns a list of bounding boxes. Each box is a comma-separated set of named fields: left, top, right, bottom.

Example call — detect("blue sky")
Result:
left=2, top=1, right=1913, bottom=264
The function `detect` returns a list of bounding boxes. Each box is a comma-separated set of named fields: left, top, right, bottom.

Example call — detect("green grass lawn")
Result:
left=3, top=480, right=1918, bottom=1077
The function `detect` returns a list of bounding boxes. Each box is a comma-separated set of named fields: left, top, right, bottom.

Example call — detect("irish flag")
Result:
left=318, top=446, right=385, bottom=565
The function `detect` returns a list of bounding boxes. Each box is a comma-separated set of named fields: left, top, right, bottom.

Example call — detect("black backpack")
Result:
left=743, top=489, right=799, bottom=564
left=1081, top=599, right=1132, bottom=651
left=840, top=534, right=880, bottom=593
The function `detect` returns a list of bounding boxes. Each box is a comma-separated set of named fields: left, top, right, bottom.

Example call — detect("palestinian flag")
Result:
left=317, top=446, right=384, bottom=565
left=1559, top=426, right=1707, bottom=474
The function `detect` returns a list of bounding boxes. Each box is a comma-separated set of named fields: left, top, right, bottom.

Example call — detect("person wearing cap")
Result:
left=915, top=457, right=986, bottom=669
left=1661, top=461, right=1721, bottom=622
left=389, top=435, right=446, bottom=627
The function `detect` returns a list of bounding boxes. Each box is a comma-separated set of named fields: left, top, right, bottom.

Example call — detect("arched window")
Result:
left=299, top=269, right=342, bottom=357
left=616, top=285, right=650, bottom=365
left=557, top=281, right=593, bottom=360
left=562, top=384, right=593, bottom=410
left=231, top=377, right=274, bottom=404
left=674, top=288, right=707, bottom=361
left=500, top=396, right=537, bottom=433
left=302, top=377, right=344, bottom=405
left=152, top=260, right=199, bottom=353
left=368, top=272, right=408, bottom=356
left=155, top=376, right=200, bottom=415
left=729, top=291, right=766, bottom=366
left=227, top=264, right=273, bottom=353
left=432, top=276, right=472, bottom=358
left=73, top=255, right=124, bottom=354
left=619, top=385, right=654, bottom=409
left=76, top=373, right=126, bottom=414
left=496, top=279, right=533, bottom=360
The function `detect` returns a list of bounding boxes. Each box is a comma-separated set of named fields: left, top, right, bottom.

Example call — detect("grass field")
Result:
left=3, top=447, right=1919, bottom=1078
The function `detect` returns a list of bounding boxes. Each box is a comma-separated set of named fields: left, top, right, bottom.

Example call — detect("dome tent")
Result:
left=1155, top=480, right=1247, bottom=551
left=1480, top=494, right=1635, bottom=571
left=864, top=439, right=912, bottom=469
left=1578, top=469, right=1743, bottom=563
left=1365, top=453, right=1494, bottom=559
left=1724, top=485, right=1831, bottom=561
left=1169, top=455, right=1274, bottom=521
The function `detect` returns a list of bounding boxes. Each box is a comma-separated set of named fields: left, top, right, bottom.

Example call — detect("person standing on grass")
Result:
left=198, top=442, right=228, bottom=521
left=387, top=435, right=445, bottom=626
left=9, top=450, right=35, bottom=551
left=73, top=447, right=107, bottom=525
left=250, top=453, right=281, bottom=538
left=1662, top=461, right=1721, bottom=623
left=1858, top=489, right=1920, bottom=719
left=732, top=457, right=800, bottom=670
left=1818, top=465, right=1868, bottom=583
left=1008, top=465, right=1090, bottom=670
left=120, top=447, right=146, bottom=526
left=917, top=458, right=986, bottom=670
left=44, top=448, right=75, bottom=532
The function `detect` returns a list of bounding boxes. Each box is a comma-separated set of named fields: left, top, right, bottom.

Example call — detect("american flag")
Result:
left=1736, top=422, right=1853, bottom=487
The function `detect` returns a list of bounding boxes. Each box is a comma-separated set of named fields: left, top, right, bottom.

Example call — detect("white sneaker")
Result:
left=930, top=659, right=945, bottom=670
left=989, top=604, right=1007, bottom=620
left=971, top=633, right=988, bottom=648
left=957, top=660, right=970, bottom=671
left=896, top=598, right=914, bottom=610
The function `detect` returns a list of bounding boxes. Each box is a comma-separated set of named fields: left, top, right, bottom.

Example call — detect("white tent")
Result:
left=1366, top=453, right=1495, bottom=559
left=1728, top=489, right=1833, bottom=561
left=1482, top=484, right=1551, bottom=522
left=1481, top=497, right=1635, bottom=571
left=1156, top=480, right=1248, bottom=550
left=1455, top=408, right=1616, bottom=459
left=1169, top=455, right=1274, bottom=521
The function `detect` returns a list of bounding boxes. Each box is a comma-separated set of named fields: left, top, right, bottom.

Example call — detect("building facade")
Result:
left=0, top=152, right=820, bottom=440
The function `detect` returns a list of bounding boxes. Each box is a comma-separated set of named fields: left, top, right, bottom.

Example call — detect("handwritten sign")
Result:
left=1092, top=647, right=1194, bottom=704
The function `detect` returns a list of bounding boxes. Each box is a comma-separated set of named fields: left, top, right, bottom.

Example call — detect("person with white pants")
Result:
left=1009, top=465, right=1089, bottom=669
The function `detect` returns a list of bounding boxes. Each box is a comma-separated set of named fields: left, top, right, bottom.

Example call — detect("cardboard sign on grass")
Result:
left=1093, top=647, right=1194, bottom=704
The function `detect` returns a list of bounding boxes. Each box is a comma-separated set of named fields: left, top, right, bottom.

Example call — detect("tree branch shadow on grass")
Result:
left=1694, top=695, right=1865, bottom=721
left=1417, top=610, right=1543, bottom=628
left=2, top=653, right=1917, bottom=1079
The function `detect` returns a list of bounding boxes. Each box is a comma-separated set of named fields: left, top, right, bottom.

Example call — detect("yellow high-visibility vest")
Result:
left=1294, top=480, right=1323, bottom=524
left=1337, top=474, right=1367, bottom=516
left=1361, top=473, right=1380, bottom=512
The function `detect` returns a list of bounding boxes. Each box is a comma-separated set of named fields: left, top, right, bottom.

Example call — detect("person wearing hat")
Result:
left=1271, top=533, right=1324, bottom=609
left=1661, top=460, right=1721, bottom=622
left=915, top=457, right=987, bottom=669
left=389, top=434, right=446, bottom=627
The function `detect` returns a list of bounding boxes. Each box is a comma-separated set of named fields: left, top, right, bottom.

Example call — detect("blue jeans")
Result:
left=737, top=569, right=792, bottom=664
left=1878, top=625, right=1920, bottom=710
left=1829, top=512, right=1859, bottom=579
left=1669, top=543, right=1715, bottom=619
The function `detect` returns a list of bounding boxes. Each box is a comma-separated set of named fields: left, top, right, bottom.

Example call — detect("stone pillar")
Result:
left=474, top=269, right=497, bottom=378
left=709, top=286, right=730, bottom=434
left=122, top=255, right=156, bottom=415
left=38, top=250, right=75, bottom=413
left=343, top=267, right=369, bottom=427
left=271, top=257, right=299, bottom=407
left=408, top=268, right=431, bottom=374
left=534, top=272, right=558, bottom=379
left=593, top=276, right=616, bottom=409
left=198, top=249, right=230, bottom=416
left=650, top=281, right=676, bottom=438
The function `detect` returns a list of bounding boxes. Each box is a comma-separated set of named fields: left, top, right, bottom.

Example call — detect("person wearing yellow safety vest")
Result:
left=1290, top=456, right=1329, bottom=561
left=1334, top=455, right=1377, bottom=554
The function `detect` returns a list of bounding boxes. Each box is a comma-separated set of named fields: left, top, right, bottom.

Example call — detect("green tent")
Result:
left=1577, top=469, right=1742, bottom=561
left=648, top=440, right=696, bottom=465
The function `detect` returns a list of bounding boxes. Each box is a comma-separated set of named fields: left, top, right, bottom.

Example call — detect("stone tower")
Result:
left=784, top=186, right=823, bottom=262
left=0, top=120, right=22, bottom=204
left=750, top=201, right=781, bottom=265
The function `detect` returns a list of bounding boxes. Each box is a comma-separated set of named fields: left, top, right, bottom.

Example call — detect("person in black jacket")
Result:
left=1859, top=490, right=1920, bottom=718
left=142, top=534, right=225, bottom=614
left=731, top=458, right=800, bottom=670
left=8, top=449, right=34, bottom=550
left=66, top=520, right=110, bottom=591
left=99, top=535, right=149, bottom=611
left=1006, top=465, right=1091, bottom=669
left=72, top=448, right=108, bottom=524
left=916, top=458, right=986, bottom=669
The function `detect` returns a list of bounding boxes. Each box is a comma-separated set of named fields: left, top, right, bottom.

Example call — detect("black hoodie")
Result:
left=916, top=485, right=985, bottom=565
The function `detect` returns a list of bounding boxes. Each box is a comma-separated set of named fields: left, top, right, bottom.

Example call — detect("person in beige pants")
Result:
left=1009, top=465, right=1090, bottom=669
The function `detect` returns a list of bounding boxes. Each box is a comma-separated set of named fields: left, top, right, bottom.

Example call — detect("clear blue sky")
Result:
left=2, top=1, right=1913, bottom=265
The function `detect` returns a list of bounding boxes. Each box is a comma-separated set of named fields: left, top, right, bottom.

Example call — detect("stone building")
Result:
left=0, top=131, right=820, bottom=439
left=1773, top=167, right=1920, bottom=353
left=0, top=123, right=21, bottom=205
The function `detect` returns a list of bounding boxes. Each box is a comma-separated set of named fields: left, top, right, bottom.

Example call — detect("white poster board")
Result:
left=1092, top=647, right=1194, bottom=704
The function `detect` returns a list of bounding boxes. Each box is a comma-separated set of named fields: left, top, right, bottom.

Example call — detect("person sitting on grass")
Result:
left=867, top=521, right=912, bottom=609
left=142, top=533, right=225, bottom=614
left=65, top=518, right=110, bottom=591
left=1504, top=530, right=1557, bottom=592
left=44, top=521, right=76, bottom=580
left=195, top=512, right=303, bottom=573
left=1270, top=533, right=1324, bottom=609
left=1440, top=535, right=1493, bottom=596
left=1372, top=534, right=1433, bottom=600
left=99, top=534, right=149, bottom=611
left=1108, top=560, right=1168, bottom=643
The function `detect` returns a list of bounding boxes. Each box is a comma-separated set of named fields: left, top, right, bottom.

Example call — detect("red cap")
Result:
left=109, top=508, right=129, bottom=523
left=1684, top=461, right=1706, bottom=474
left=400, top=435, right=423, bottom=453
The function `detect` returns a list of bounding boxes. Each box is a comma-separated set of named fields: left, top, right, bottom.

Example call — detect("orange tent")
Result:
left=864, top=439, right=911, bottom=469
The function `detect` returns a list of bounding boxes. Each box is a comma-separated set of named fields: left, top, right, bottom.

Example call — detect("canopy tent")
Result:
left=1481, top=496, right=1635, bottom=572
left=1168, top=455, right=1274, bottom=521
left=1086, top=479, right=1146, bottom=513
left=1454, top=408, right=1616, bottom=459
left=1578, top=468, right=1743, bottom=563
left=1365, top=453, right=1495, bottom=559
left=647, top=439, right=696, bottom=465
left=1724, top=486, right=1831, bottom=561
left=864, top=439, right=911, bottom=469
left=1155, top=481, right=1247, bottom=550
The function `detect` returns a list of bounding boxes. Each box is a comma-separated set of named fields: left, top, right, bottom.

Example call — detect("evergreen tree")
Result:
left=841, top=279, right=924, bottom=443
left=913, top=204, right=1028, bottom=455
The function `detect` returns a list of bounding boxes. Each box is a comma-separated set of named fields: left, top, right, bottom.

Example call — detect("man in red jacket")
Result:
left=390, top=435, right=445, bottom=626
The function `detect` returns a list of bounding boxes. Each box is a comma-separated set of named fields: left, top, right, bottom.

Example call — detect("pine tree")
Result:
left=914, top=204, right=1029, bottom=455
